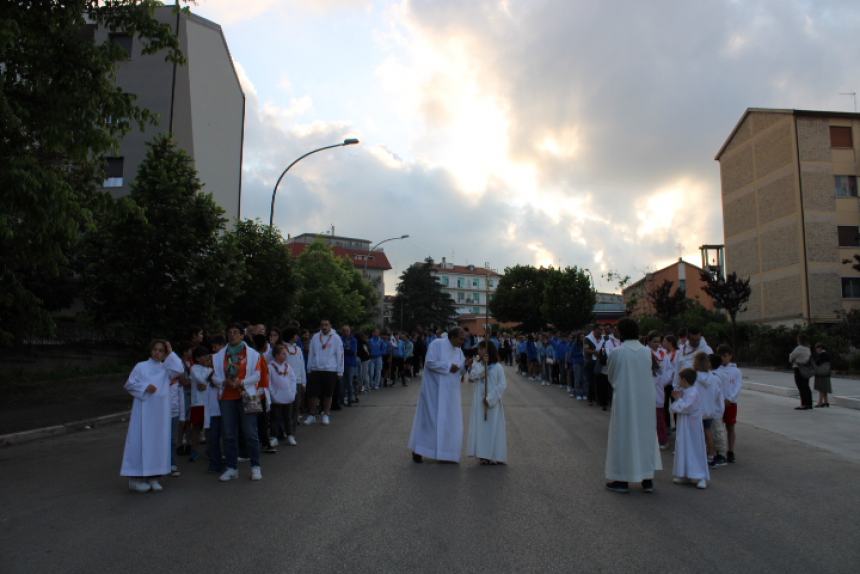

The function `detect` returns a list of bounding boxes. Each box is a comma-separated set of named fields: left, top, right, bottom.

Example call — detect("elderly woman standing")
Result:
left=789, top=334, right=813, bottom=411
left=813, top=343, right=832, bottom=408
left=120, top=340, right=185, bottom=493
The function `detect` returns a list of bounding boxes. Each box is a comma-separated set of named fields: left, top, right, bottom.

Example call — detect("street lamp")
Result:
left=364, top=234, right=410, bottom=276
left=269, top=138, right=360, bottom=229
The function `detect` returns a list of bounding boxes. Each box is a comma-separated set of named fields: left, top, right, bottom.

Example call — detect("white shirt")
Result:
left=285, top=342, right=307, bottom=386
left=189, top=364, right=211, bottom=407
left=268, top=359, right=298, bottom=404
left=716, top=363, right=743, bottom=403
left=307, top=330, right=344, bottom=375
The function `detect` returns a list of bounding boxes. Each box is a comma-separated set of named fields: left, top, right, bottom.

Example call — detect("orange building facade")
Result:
left=623, top=258, right=715, bottom=317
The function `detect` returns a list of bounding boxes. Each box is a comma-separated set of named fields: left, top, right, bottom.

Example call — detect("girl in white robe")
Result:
left=466, top=342, right=508, bottom=465
left=670, top=368, right=710, bottom=489
left=120, top=340, right=184, bottom=492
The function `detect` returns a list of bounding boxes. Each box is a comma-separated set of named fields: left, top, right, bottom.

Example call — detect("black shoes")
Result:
left=605, top=481, right=629, bottom=493
left=641, top=480, right=654, bottom=493
left=794, top=406, right=812, bottom=410
left=412, top=452, right=423, bottom=463
left=726, top=451, right=735, bottom=463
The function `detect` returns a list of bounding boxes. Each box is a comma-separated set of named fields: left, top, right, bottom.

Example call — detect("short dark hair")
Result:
left=192, top=345, right=210, bottom=361
left=283, top=327, right=298, bottom=341
left=716, top=344, right=733, bottom=357
left=688, top=326, right=702, bottom=336
left=617, top=318, right=639, bottom=341
left=448, top=327, right=465, bottom=339
left=209, top=334, right=225, bottom=349
left=479, top=340, right=499, bottom=364
left=646, top=330, right=661, bottom=342
left=679, top=368, right=697, bottom=385
left=227, top=323, right=244, bottom=333
left=252, top=333, right=267, bottom=352
left=664, top=334, right=677, bottom=348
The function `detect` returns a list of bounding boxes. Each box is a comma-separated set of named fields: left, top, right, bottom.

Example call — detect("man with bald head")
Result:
left=408, top=327, right=467, bottom=463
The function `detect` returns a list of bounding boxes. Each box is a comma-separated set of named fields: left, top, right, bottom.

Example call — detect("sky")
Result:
left=193, top=0, right=860, bottom=293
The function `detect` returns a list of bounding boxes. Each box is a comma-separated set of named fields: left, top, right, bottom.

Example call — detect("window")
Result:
left=830, top=126, right=853, bottom=148
left=440, top=276, right=449, bottom=286
left=838, top=226, right=860, bottom=247
left=472, top=278, right=480, bottom=287
left=109, top=33, right=133, bottom=59
left=835, top=175, right=858, bottom=197
left=456, top=277, right=464, bottom=288
left=471, top=306, right=480, bottom=314
left=103, top=157, right=124, bottom=188
left=842, top=278, right=860, bottom=298
left=457, top=292, right=464, bottom=302
left=472, top=292, right=481, bottom=304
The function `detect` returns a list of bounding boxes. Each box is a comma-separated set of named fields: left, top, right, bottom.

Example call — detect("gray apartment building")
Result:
left=716, top=108, right=860, bottom=325
left=95, top=7, right=244, bottom=221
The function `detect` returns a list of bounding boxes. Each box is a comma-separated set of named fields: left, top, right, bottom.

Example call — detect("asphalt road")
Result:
left=1, top=366, right=859, bottom=573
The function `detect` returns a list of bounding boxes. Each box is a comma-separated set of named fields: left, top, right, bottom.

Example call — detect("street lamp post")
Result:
left=269, top=138, right=359, bottom=229
left=364, top=235, right=409, bottom=328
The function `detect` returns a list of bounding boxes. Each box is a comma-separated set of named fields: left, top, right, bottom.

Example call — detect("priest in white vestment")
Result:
left=466, top=342, right=508, bottom=464
left=604, top=319, right=663, bottom=493
left=408, top=327, right=466, bottom=463
left=120, top=340, right=185, bottom=492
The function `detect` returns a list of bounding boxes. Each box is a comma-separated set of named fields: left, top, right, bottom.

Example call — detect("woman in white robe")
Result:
left=120, top=340, right=184, bottom=492
left=466, top=342, right=508, bottom=465
left=670, top=368, right=710, bottom=489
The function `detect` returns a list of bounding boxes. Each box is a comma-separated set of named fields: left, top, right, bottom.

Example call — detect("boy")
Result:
left=715, top=344, right=742, bottom=463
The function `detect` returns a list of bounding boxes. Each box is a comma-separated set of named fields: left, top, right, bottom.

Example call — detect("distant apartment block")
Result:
left=623, top=258, right=714, bottom=318
left=93, top=7, right=244, bottom=221
left=429, top=258, right=501, bottom=317
left=716, top=108, right=860, bottom=325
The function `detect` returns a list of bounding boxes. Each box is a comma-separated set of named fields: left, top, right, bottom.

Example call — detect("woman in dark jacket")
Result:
left=813, top=343, right=832, bottom=408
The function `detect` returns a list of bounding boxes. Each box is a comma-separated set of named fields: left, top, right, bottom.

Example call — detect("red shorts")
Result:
left=189, top=405, right=205, bottom=427
left=723, top=402, right=738, bottom=426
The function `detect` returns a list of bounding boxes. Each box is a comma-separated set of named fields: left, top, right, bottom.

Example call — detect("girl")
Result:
left=283, top=327, right=308, bottom=429
left=466, top=342, right=508, bottom=465
left=268, top=344, right=299, bottom=446
left=670, top=368, right=709, bottom=489
left=120, top=340, right=184, bottom=492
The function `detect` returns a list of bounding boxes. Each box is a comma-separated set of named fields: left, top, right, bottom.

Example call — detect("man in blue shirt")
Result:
left=340, top=325, right=359, bottom=406
left=369, top=329, right=386, bottom=390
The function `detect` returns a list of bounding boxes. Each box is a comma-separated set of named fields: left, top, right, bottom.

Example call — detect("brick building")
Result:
left=623, top=258, right=714, bottom=318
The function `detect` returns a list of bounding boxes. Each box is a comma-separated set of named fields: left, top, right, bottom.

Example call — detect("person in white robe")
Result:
left=670, top=368, right=710, bottom=488
left=604, top=319, right=663, bottom=493
left=466, top=342, right=508, bottom=465
left=120, top=340, right=185, bottom=493
left=408, top=327, right=466, bottom=463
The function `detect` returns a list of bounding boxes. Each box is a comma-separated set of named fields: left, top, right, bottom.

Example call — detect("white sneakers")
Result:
left=128, top=479, right=151, bottom=493
left=219, top=468, right=239, bottom=482
left=170, top=465, right=181, bottom=477
left=303, top=415, right=316, bottom=425
left=287, top=435, right=297, bottom=446
left=270, top=437, right=279, bottom=447
left=672, top=477, right=685, bottom=484
left=672, top=477, right=708, bottom=489
left=696, top=479, right=708, bottom=489
left=147, top=479, right=163, bottom=492
left=250, top=466, right=262, bottom=481
left=321, top=414, right=331, bottom=426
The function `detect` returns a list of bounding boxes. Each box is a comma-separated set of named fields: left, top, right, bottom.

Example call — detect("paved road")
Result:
left=1, top=366, right=859, bottom=573
left=744, top=367, right=860, bottom=398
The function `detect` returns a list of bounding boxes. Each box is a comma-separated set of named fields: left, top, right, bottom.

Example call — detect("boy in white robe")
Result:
left=120, top=340, right=184, bottom=493
left=671, top=368, right=710, bottom=489
left=408, top=327, right=466, bottom=463
left=466, top=342, right=508, bottom=465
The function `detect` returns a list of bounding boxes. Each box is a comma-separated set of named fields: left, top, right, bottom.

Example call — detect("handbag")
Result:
left=814, top=361, right=831, bottom=378
left=797, top=361, right=815, bottom=380
left=242, top=390, right=263, bottom=414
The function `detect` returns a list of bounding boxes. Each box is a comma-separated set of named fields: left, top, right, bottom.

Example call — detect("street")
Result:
left=1, top=365, right=859, bottom=573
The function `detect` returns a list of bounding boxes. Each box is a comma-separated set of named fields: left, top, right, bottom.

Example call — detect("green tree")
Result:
left=700, top=270, right=752, bottom=352
left=392, top=258, right=456, bottom=331
left=294, top=241, right=372, bottom=328
left=0, top=1, right=185, bottom=344
left=647, top=279, right=688, bottom=322
left=489, top=265, right=547, bottom=331
left=540, top=267, right=595, bottom=330
left=228, top=220, right=299, bottom=327
left=80, top=135, right=241, bottom=343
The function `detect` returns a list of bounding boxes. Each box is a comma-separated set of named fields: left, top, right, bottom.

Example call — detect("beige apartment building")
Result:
left=716, top=108, right=860, bottom=325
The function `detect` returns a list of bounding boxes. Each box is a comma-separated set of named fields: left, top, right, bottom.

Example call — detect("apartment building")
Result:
left=716, top=108, right=860, bottom=325
left=429, top=258, right=501, bottom=316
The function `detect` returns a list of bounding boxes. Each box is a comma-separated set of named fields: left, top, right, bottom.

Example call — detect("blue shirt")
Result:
left=568, top=341, right=585, bottom=365
left=369, top=336, right=387, bottom=358
left=526, top=341, right=538, bottom=361
left=342, top=335, right=358, bottom=367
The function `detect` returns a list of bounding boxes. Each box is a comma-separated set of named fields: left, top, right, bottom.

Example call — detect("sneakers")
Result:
left=199, top=430, right=207, bottom=444
left=287, top=435, right=297, bottom=446
left=128, top=479, right=151, bottom=493
left=147, top=479, right=163, bottom=492
left=219, top=468, right=239, bottom=482
left=170, top=465, right=181, bottom=477
left=270, top=437, right=279, bottom=448
left=696, top=479, right=708, bottom=489
left=303, top=415, right=317, bottom=426
left=321, top=414, right=331, bottom=426
left=237, top=456, right=250, bottom=463
left=250, top=466, right=262, bottom=481
left=672, top=477, right=685, bottom=484
left=713, top=455, right=728, bottom=467
left=605, top=481, right=629, bottom=493
left=264, top=445, right=278, bottom=454
left=641, top=479, right=654, bottom=493
left=727, top=451, right=736, bottom=463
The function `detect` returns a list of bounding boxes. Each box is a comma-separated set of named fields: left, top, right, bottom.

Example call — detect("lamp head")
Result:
left=343, top=138, right=360, bottom=145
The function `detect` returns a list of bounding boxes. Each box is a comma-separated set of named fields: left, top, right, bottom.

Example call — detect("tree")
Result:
left=540, top=267, right=595, bottom=330
left=0, top=1, right=186, bottom=344
left=392, top=259, right=456, bottom=332
left=647, top=279, right=688, bottom=322
left=80, top=135, right=241, bottom=343
left=490, top=265, right=547, bottom=331
left=228, top=220, right=299, bottom=327
left=294, top=241, right=372, bottom=329
left=700, top=270, right=752, bottom=351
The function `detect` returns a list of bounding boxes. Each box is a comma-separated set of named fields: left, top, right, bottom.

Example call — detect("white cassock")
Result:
left=408, top=337, right=465, bottom=462
left=120, top=352, right=184, bottom=477
left=466, top=361, right=508, bottom=463
left=605, top=340, right=663, bottom=482
left=669, top=385, right=709, bottom=481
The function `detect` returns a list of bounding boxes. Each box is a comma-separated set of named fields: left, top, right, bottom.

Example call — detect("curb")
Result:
left=744, top=382, right=860, bottom=411
left=0, top=411, right=130, bottom=447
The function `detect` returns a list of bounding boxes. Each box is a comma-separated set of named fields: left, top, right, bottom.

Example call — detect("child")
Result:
left=715, top=345, right=743, bottom=463
left=693, top=352, right=724, bottom=467
left=168, top=369, right=185, bottom=478
left=670, top=368, right=709, bottom=489
left=283, top=327, right=307, bottom=430
left=194, top=347, right=223, bottom=474
left=268, top=344, right=299, bottom=446
left=253, top=334, right=276, bottom=453
left=465, top=341, right=508, bottom=465
left=189, top=346, right=213, bottom=464
left=120, top=340, right=185, bottom=493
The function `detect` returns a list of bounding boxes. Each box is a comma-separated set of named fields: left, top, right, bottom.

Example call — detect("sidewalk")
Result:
left=742, top=367, right=860, bottom=409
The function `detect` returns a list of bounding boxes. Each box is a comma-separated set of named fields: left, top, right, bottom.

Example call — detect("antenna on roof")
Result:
left=839, top=91, right=857, bottom=112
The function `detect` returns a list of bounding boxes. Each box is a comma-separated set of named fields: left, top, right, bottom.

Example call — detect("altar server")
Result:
left=466, top=341, right=508, bottom=465
left=670, top=368, right=710, bottom=489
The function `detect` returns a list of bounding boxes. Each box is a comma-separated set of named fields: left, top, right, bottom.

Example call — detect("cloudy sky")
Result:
left=194, top=0, right=859, bottom=293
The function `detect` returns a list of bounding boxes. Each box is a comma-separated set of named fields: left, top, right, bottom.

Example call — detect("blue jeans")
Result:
left=206, top=415, right=223, bottom=472
left=343, top=363, right=357, bottom=402
left=369, top=357, right=383, bottom=389
left=219, top=399, right=260, bottom=469
left=572, top=364, right=585, bottom=397
left=360, top=360, right=371, bottom=392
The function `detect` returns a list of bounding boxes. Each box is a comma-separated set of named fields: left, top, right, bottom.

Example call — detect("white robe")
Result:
left=466, top=362, right=508, bottom=463
left=120, top=352, right=184, bottom=477
left=407, top=338, right=465, bottom=462
left=670, top=385, right=710, bottom=480
left=604, top=340, right=663, bottom=482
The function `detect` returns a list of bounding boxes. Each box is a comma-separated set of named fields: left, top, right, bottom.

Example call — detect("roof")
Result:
left=287, top=243, right=392, bottom=271
left=623, top=258, right=706, bottom=294
left=290, top=233, right=370, bottom=245
left=430, top=263, right=501, bottom=277
left=715, top=107, right=860, bottom=160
